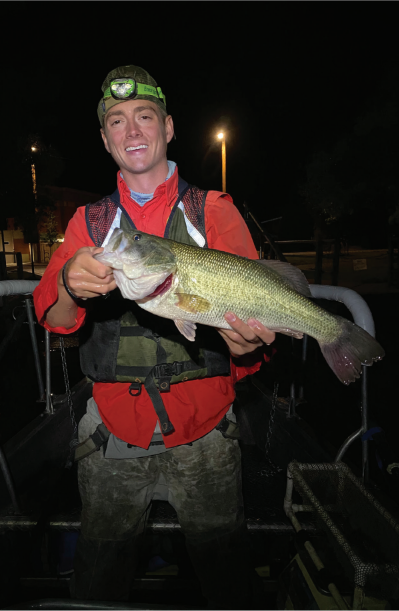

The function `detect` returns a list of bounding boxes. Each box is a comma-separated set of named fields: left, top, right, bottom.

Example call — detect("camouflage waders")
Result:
left=70, top=412, right=263, bottom=609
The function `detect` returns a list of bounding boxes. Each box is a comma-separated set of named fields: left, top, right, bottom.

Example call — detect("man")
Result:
left=34, top=65, right=275, bottom=608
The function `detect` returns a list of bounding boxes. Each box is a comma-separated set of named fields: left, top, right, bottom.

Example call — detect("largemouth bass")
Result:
left=95, top=228, right=384, bottom=385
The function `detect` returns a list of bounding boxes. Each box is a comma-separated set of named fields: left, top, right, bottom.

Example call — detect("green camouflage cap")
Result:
left=98, top=65, right=167, bottom=126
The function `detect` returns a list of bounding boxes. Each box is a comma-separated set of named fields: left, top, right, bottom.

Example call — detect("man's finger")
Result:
left=224, top=312, right=263, bottom=343
left=74, top=258, right=114, bottom=280
left=69, top=248, right=114, bottom=280
left=72, top=278, right=117, bottom=296
left=218, top=329, right=262, bottom=357
left=247, top=319, right=276, bottom=345
left=219, top=327, right=261, bottom=347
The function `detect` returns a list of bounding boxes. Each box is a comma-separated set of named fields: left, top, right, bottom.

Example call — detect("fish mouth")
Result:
left=145, top=273, right=173, bottom=299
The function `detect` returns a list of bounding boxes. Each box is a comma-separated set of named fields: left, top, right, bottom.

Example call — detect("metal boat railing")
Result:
left=0, top=281, right=45, bottom=514
left=309, top=285, right=375, bottom=482
left=0, top=279, right=378, bottom=517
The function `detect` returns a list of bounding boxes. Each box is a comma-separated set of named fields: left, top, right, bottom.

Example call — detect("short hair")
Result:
left=155, top=105, right=168, bottom=124
left=150, top=105, right=176, bottom=140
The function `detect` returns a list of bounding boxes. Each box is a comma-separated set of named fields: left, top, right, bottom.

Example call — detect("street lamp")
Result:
left=30, top=145, right=38, bottom=275
left=217, top=132, right=226, bottom=193
left=31, top=146, right=37, bottom=201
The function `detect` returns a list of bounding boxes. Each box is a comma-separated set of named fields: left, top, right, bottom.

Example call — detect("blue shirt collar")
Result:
left=120, top=160, right=176, bottom=207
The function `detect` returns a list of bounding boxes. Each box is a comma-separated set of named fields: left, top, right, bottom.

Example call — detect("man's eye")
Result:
left=111, top=119, right=121, bottom=126
left=140, top=115, right=151, bottom=120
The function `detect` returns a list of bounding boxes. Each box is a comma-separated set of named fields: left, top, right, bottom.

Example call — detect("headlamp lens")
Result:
left=110, top=78, right=136, bottom=100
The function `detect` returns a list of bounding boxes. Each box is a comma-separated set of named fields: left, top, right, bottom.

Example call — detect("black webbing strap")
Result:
left=74, top=423, right=111, bottom=462
left=144, top=370, right=175, bottom=435
left=142, top=337, right=175, bottom=435
left=116, top=359, right=198, bottom=381
left=215, top=414, right=240, bottom=440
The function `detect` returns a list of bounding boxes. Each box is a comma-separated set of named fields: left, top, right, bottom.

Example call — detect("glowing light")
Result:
left=217, top=132, right=224, bottom=140
left=31, top=146, right=36, bottom=151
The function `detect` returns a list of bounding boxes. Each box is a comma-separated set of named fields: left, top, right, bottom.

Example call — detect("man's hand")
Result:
left=63, top=247, right=117, bottom=299
left=218, top=311, right=276, bottom=357
left=46, top=247, right=117, bottom=330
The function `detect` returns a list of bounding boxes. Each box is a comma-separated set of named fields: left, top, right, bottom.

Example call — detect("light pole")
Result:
left=217, top=132, right=226, bottom=193
left=30, top=146, right=38, bottom=275
left=31, top=146, right=37, bottom=200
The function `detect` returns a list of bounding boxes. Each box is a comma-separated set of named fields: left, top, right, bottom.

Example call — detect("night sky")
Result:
left=2, top=5, right=397, bottom=244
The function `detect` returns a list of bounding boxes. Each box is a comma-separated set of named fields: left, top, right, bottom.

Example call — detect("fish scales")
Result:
left=95, top=229, right=385, bottom=385
left=159, top=241, right=341, bottom=342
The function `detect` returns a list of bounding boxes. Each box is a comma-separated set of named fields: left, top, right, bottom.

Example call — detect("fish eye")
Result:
left=134, top=234, right=141, bottom=241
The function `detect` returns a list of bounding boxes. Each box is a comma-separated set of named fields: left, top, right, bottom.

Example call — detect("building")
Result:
left=1, top=186, right=102, bottom=265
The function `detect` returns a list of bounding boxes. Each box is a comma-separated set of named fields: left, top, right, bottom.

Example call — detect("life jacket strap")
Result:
left=74, top=412, right=238, bottom=462
left=144, top=369, right=175, bottom=435
left=154, top=361, right=184, bottom=392
left=215, top=415, right=240, bottom=440
left=74, top=423, right=111, bottom=462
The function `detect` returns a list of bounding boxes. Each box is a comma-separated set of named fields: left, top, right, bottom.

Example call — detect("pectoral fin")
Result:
left=175, top=319, right=197, bottom=341
left=175, top=293, right=211, bottom=314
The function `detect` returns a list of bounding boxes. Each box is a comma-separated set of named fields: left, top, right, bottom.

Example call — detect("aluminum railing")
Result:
left=0, top=281, right=43, bottom=514
left=0, top=278, right=378, bottom=517
left=309, top=285, right=376, bottom=482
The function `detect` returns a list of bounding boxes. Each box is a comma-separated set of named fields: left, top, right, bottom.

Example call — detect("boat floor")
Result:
left=2, top=378, right=397, bottom=608
left=0, top=443, right=318, bottom=531
left=0, top=446, right=305, bottom=609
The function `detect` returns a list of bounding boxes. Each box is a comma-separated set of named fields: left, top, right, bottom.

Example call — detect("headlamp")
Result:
left=104, top=78, right=166, bottom=105
left=110, top=78, right=136, bottom=99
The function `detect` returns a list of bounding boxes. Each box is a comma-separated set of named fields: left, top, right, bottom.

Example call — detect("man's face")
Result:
left=101, top=99, right=174, bottom=178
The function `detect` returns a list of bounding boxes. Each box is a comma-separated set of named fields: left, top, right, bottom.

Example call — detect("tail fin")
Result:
left=319, top=319, right=385, bottom=385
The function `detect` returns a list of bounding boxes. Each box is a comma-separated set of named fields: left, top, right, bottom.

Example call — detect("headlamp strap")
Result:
left=104, top=82, right=166, bottom=105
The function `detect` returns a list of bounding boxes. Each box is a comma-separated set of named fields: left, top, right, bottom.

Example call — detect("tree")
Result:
left=40, top=211, right=61, bottom=257
left=0, top=133, right=64, bottom=245
left=299, top=149, right=350, bottom=238
left=299, top=74, right=399, bottom=246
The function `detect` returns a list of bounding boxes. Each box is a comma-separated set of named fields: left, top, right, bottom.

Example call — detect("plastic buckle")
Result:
left=172, top=361, right=184, bottom=376
left=155, top=362, right=184, bottom=392
left=155, top=363, right=172, bottom=378
left=129, top=382, right=142, bottom=397
left=215, top=415, right=240, bottom=440
left=89, top=424, right=110, bottom=451
left=155, top=362, right=184, bottom=379
left=216, top=415, right=229, bottom=435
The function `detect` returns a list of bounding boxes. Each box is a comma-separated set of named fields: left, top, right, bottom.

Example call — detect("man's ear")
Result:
left=165, top=115, right=174, bottom=144
left=101, top=128, right=111, bottom=154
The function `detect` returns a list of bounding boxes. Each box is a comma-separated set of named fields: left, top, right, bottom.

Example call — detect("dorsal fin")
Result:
left=257, top=259, right=312, bottom=298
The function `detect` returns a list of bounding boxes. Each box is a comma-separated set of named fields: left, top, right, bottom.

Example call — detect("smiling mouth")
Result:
left=126, top=145, right=148, bottom=152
